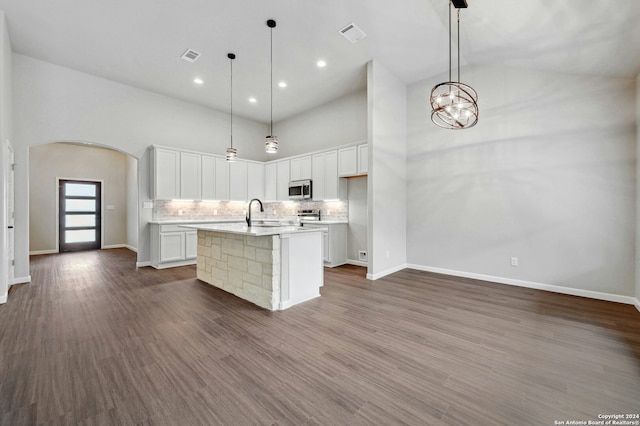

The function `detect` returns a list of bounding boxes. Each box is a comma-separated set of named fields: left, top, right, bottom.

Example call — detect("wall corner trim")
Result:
left=634, top=298, right=640, bottom=313
left=366, top=263, right=408, bottom=280
left=407, top=264, right=639, bottom=307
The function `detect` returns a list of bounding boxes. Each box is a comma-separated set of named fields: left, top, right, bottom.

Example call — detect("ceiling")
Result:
left=0, top=0, right=639, bottom=123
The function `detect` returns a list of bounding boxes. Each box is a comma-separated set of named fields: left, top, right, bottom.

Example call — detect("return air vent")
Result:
left=181, top=49, right=201, bottom=63
left=339, top=22, right=366, bottom=43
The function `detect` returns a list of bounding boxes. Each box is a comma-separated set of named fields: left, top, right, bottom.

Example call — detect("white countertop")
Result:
left=149, top=218, right=245, bottom=225
left=181, top=223, right=326, bottom=236
left=300, top=219, right=348, bottom=224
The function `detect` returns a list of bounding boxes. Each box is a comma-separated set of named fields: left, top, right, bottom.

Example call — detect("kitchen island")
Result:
left=182, top=223, right=324, bottom=311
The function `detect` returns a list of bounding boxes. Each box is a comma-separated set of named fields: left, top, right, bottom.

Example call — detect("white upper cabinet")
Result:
left=264, top=162, right=277, bottom=201
left=276, top=160, right=290, bottom=201
left=247, top=162, right=265, bottom=201
left=357, top=144, right=368, bottom=175
left=311, top=154, right=326, bottom=201
left=229, top=160, right=248, bottom=201
left=290, top=156, right=312, bottom=181
left=180, top=152, right=202, bottom=200
left=312, top=150, right=345, bottom=200
left=215, top=157, right=230, bottom=201
left=152, top=147, right=180, bottom=200
left=338, top=146, right=357, bottom=177
left=201, top=155, right=216, bottom=200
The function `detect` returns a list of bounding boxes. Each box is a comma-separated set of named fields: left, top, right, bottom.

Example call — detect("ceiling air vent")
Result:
left=339, top=22, right=366, bottom=43
left=181, top=49, right=201, bottom=63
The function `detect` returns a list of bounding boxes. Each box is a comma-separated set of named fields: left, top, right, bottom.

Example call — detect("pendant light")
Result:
left=226, top=53, right=238, bottom=162
left=430, top=0, right=478, bottom=130
left=265, top=19, right=278, bottom=154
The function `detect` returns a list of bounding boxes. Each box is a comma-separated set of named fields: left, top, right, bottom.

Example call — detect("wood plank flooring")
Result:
left=1, top=248, right=639, bottom=425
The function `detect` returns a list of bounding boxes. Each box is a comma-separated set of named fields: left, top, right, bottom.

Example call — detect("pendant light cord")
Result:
left=457, top=9, right=460, bottom=83
left=448, top=1, right=451, bottom=82
left=270, top=25, right=273, bottom=136
left=230, top=57, right=233, bottom=148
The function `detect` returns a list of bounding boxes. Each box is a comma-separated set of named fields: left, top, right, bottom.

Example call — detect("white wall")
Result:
left=0, top=12, right=11, bottom=302
left=29, top=143, right=131, bottom=252
left=347, top=176, right=368, bottom=264
left=271, top=90, right=367, bottom=158
left=126, top=154, right=138, bottom=251
left=12, top=54, right=268, bottom=273
left=636, top=72, right=640, bottom=304
left=407, top=65, right=637, bottom=298
left=367, top=60, right=407, bottom=279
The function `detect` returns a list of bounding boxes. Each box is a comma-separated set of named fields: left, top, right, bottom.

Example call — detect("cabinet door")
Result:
left=338, top=146, right=357, bottom=177
left=229, top=160, right=248, bottom=201
left=185, top=231, right=198, bottom=259
left=153, top=148, right=180, bottom=200
left=247, top=162, right=265, bottom=200
left=264, top=162, right=277, bottom=201
left=322, top=231, right=329, bottom=263
left=324, top=150, right=339, bottom=200
left=160, top=233, right=185, bottom=262
left=276, top=160, right=290, bottom=201
left=180, top=152, right=201, bottom=200
left=290, top=156, right=311, bottom=181
left=215, top=157, right=230, bottom=201
left=201, top=155, right=216, bottom=200
left=311, top=154, right=325, bottom=201
left=357, top=144, right=368, bottom=175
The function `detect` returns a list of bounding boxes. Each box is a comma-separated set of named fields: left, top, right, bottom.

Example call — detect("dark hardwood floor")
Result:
left=1, top=249, right=639, bottom=425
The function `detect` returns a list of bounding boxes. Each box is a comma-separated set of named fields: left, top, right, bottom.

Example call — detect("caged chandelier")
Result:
left=430, top=0, right=478, bottom=130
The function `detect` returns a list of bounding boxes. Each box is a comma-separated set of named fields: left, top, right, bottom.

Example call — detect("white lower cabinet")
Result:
left=301, top=223, right=347, bottom=267
left=151, top=224, right=199, bottom=268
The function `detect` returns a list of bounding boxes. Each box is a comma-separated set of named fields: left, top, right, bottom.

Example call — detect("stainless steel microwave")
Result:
left=288, top=180, right=312, bottom=200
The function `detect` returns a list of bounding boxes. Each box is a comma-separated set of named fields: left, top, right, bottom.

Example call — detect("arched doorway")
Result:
left=28, top=142, right=139, bottom=258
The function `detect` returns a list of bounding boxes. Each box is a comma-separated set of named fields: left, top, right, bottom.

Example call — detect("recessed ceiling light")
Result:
left=249, top=97, right=257, bottom=103
left=316, top=60, right=327, bottom=68
left=193, top=78, right=204, bottom=85
left=278, top=81, right=287, bottom=88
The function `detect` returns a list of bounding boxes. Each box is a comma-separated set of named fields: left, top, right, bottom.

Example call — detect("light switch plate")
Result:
left=106, top=205, right=115, bottom=210
left=143, top=201, right=153, bottom=209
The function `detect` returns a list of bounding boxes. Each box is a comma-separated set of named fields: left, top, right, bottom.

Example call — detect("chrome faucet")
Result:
left=246, top=198, right=264, bottom=227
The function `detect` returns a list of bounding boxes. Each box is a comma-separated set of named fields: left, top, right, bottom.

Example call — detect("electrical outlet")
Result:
left=327, top=210, right=331, bottom=215
left=213, top=209, right=218, bottom=215
left=178, top=209, right=184, bottom=216
left=386, top=250, right=390, bottom=259
left=359, top=251, right=367, bottom=261
left=511, top=257, right=518, bottom=267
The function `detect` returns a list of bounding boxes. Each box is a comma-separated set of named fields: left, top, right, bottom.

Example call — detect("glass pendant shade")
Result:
left=226, top=147, right=237, bottom=162
left=430, top=81, right=478, bottom=129
left=265, top=135, right=278, bottom=154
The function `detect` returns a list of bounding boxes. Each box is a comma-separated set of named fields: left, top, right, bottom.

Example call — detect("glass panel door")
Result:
left=59, top=180, right=101, bottom=252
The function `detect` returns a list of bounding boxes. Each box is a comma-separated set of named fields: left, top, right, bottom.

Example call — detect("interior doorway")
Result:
left=58, top=179, right=102, bottom=252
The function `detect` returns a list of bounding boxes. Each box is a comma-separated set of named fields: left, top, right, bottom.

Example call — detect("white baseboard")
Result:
left=136, top=261, right=152, bottom=268
left=634, top=298, right=640, bottom=313
left=366, top=263, right=408, bottom=281
left=347, top=259, right=368, bottom=267
left=10, top=275, right=31, bottom=286
left=0, top=293, right=6, bottom=304
left=29, top=249, right=58, bottom=256
left=407, top=264, right=639, bottom=307
left=102, top=244, right=137, bottom=251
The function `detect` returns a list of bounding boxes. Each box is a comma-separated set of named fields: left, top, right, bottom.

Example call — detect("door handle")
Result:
left=8, top=226, right=13, bottom=229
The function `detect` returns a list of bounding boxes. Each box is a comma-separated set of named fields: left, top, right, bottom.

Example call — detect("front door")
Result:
left=59, top=180, right=101, bottom=252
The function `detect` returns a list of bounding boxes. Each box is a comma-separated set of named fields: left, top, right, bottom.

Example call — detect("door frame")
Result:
left=56, top=177, right=104, bottom=253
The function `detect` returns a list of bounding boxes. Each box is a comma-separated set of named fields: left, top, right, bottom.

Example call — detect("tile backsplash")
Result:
left=153, top=199, right=348, bottom=222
